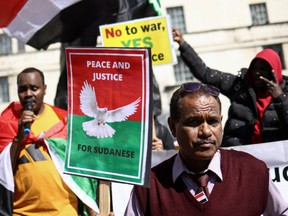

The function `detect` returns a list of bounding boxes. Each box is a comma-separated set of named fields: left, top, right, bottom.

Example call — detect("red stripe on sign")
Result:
left=0, top=0, right=27, bottom=27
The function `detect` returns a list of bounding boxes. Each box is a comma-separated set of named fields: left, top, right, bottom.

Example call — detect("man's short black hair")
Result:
left=17, top=67, right=45, bottom=86
left=170, top=85, right=222, bottom=122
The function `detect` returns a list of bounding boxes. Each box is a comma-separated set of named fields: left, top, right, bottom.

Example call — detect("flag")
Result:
left=45, top=120, right=99, bottom=213
left=0, top=143, right=14, bottom=216
left=194, top=191, right=209, bottom=204
left=0, top=140, right=99, bottom=215
left=0, top=102, right=99, bottom=214
left=0, top=0, right=162, bottom=50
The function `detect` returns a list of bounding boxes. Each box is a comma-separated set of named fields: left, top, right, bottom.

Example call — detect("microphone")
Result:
left=23, top=102, right=33, bottom=135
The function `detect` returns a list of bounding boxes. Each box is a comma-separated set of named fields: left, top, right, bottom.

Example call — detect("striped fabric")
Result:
left=0, top=102, right=99, bottom=214
left=0, top=141, right=99, bottom=215
left=0, top=143, right=14, bottom=216
left=0, top=0, right=161, bottom=50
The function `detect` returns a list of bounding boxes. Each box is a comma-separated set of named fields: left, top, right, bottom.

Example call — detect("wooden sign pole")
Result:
left=99, top=180, right=111, bottom=215
left=98, top=119, right=156, bottom=215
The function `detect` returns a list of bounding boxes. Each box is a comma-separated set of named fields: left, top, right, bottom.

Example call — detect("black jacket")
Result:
left=179, top=42, right=288, bottom=146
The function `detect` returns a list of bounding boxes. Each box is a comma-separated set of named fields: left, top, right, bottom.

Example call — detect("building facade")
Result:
left=1, top=0, right=288, bottom=126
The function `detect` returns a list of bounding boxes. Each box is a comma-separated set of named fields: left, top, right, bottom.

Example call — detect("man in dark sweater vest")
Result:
left=124, top=82, right=288, bottom=216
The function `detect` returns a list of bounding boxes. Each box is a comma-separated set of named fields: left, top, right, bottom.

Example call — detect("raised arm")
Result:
left=172, top=28, right=238, bottom=96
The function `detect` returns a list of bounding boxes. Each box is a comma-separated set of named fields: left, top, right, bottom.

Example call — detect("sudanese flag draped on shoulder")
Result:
left=0, top=102, right=99, bottom=215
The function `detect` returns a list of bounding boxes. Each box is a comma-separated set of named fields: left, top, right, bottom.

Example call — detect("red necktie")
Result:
left=191, top=172, right=210, bottom=197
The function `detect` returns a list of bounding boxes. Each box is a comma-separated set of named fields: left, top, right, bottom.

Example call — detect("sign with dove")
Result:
left=80, top=80, right=141, bottom=138
left=64, top=47, right=152, bottom=186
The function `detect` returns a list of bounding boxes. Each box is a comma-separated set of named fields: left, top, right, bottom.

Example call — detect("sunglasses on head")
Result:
left=179, top=82, right=220, bottom=97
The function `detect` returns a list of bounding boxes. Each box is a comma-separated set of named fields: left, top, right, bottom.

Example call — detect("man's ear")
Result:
left=168, top=117, right=176, bottom=137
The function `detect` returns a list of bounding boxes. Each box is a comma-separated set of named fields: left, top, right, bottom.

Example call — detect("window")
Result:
left=17, top=40, right=25, bottom=53
left=0, top=34, right=12, bottom=55
left=0, top=77, right=9, bottom=103
left=249, top=3, right=269, bottom=25
left=173, top=56, right=192, bottom=83
left=166, top=6, right=186, bottom=33
left=263, top=44, right=286, bottom=70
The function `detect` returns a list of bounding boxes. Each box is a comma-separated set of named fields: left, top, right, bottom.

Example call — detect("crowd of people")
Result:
left=124, top=28, right=288, bottom=215
left=124, top=82, right=288, bottom=215
left=173, top=28, right=288, bottom=147
left=0, top=27, right=288, bottom=215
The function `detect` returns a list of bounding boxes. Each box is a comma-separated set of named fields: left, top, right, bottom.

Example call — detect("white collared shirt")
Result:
left=173, top=150, right=222, bottom=196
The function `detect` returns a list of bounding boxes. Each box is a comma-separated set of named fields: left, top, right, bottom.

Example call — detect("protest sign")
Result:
left=100, top=16, right=177, bottom=67
left=64, top=47, right=152, bottom=186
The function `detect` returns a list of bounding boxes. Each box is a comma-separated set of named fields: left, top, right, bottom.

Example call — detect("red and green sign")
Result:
left=64, top=47, right=152, bottom=186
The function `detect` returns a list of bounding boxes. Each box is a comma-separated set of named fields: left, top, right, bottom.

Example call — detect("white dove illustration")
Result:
left=80, top=81, right=141, bottom=138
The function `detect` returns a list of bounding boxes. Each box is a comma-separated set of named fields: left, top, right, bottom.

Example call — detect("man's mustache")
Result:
left=194, top=139, right=216, bottom=145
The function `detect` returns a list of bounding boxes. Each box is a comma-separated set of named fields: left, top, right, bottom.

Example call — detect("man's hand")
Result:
left=86, top=205, right=114, bottom=216
left=172, top=28, right=185, bottom=45
left=260, top=70, right=283, bottom=98
left=17, top=109, right=36, bottom=139
left=90, top=211, right=114, bottom=216
left=152, top=137, right=164, bottom=151
left=10, top=109, right=36, bottom=175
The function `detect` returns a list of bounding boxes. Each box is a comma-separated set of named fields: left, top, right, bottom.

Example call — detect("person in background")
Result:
left=173, top=28, right=288, bottom=147
left=124, top=82, right=288, bottom=215
left=152, top=72, right=175, bottom=150
left=152, top=117, right=175, bottom=150
left=0, top=67, right=100, bottom=215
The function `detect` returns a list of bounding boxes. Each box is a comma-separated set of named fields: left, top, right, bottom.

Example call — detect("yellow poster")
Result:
left=100, top=16, right=177, bottom=66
